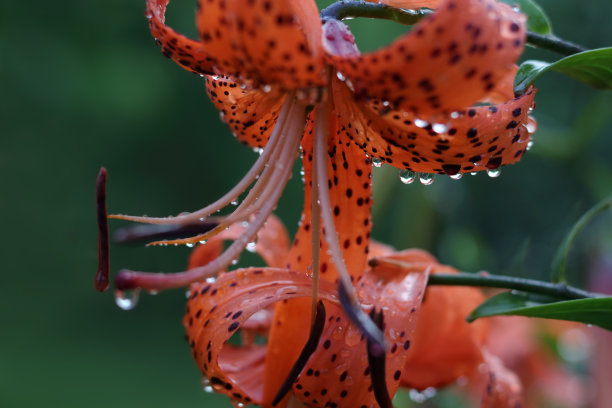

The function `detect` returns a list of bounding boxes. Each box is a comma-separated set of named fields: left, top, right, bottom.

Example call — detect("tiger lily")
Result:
left=183, top=215, right=523, bottom=407
left=98, top=0, right=537, bottom=405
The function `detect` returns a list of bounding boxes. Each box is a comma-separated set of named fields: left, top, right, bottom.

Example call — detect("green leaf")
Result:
left=515, top=48, right=612, bottom=94
left=551, top=196, right=612, bottom=283
left=468, top=291, right=612, bottom=330
left=500, top=0, right=551, bottom=34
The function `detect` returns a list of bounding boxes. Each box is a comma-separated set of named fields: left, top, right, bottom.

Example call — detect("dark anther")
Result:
left=95, top=167, right=110, bottom=292
left=272, top=301, right=326, bottom=406
left=113, top=221, right=219, bottom=244
left=338, top=281, right=386, bottom=356
left=367, top=309, right=393, bottom=408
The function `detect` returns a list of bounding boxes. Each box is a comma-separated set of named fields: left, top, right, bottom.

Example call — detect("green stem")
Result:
left=368, top=258, right=600, bottom=300
left=526, top=32, right=586, bottom=56
left=320, top=1, right=586, bottom=56
left=428, top=272, right=598, bottom=299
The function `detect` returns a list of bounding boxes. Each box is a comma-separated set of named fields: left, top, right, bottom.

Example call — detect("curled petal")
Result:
left=328, top=0, right=526, bottom=115
left=290, top=254, right=430, bottom=407
left=206, top=75, right=287, bottom=148
left=332, top=78, right=537, bottom=174
left=196, top=0, right=325, bottom=89
left=146, top=0, right=216, bottom=75
left=183, top=268, right=338, bottom=405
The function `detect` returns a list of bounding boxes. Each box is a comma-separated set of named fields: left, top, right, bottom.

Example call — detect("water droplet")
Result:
left=450, top=111, right=460, bottom=119
left=231, top=200, right=238, bottom=206
left=450, top=173, right=463, bottom=180
left=199, top=240, right=207, bottom=244
left=414, top=118, right=428, bottom=128
left=399, top=169, right=416, bottom=184
left=115, top=288, right=141, bottom=310
left=409, top=387, right=437, bottom=403
left=372, top=157, right=383, bottom=168
left=186, top=242, right=194, bottom=248
left=470, top=172, right=478, bottom=176
left=202, top=377, right=214, bottom=393
left=526, top=140, right=534, bottom=151
left=218, top=111, right=226, bottom=121
left=262, top=84, right=272, bottom=93
left=487, top=168, right=502, bottom=178
left=246, top=241, right=257, bottom=253
left=185, top=290, right=191, bottom=299
left=252, top=147, right=263, bottom=155
left=419, top=173, right=435, bottom=185
left=231, top=401, right=246, bottom=408
left=205, top=276, right=216, bottom=284
left=432, top=123, right=447, bottom=134
left=231, top=258, right=240, bottom=265
left=336, top=71, right=346, bottom=81
left=148, top=290, right=159, bottom=296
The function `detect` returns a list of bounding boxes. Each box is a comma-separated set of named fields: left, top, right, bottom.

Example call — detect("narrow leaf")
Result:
left=500, top=0, right=551, bottom=34
left=468, top=291, right=612, bottom=331
left=514, top=48, right=612, bottom=94
left=551, top=196, right=612, bottom=283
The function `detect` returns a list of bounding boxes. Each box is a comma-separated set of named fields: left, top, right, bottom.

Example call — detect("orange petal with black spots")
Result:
left=328, top=0, right=526, bottom=116
left=479, top=350, right=524, bottom=407
left=146, top=0, right=217, bottom=75
left=332, top=78, right=537, bottom=175
left=205, top=75, right=287, bottom=148
left=291, top=251, right=430, bottom=407
left=262, top=109, right=374, bottom=405
left=196, top=0, right=325, bottom=89
left=184, top=268, right=338, bottom=406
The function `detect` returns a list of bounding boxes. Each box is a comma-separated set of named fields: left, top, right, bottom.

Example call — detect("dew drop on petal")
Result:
left=470, top=172, right=478, bottom=176
left=231, top=401, right=246, bottom=408
left=526, top=140, right=534, bottom=151
left=185, top=290, right=191, bottom=299
left=262, top=84, right=272, bottom=93
left=487, top=168, right=502, bottom=178
left=419, top=173, right=435, bottom=185
left=450, top=111, right=460, bottom=119
left=372, top=157, right=383, bottom=168
left=186, top=242, right=194, bottom=248
left=399, top=169, right=416, bottom=184
left=115, top=288, right=141, bottom=310
left=450, top=173, right=463, bottom=180
left=414, top=119, right=429, bottom=128
left=205, top=276, right=217, bottom=284
left=202, top=377, right=213, bottom=393
left=432, top=123, right=448, bottom=134
left=336, top=71, right=346, bottom=81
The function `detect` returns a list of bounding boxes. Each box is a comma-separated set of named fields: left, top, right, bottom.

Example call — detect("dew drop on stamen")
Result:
left=399, top=169, right=416, bottom=184
left=115, top=288, right=141, bottom=310
left=372, top=157, right=383, bottom=167
left=419, top=173, right=435, bottom=185
left=487, top=168, right=502, bottom=178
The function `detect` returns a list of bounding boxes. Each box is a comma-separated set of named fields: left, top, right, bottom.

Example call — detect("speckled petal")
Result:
left=480, top=351, right=524, bottom=407
left=291, top=250, right=430, bottom=407
left=332, top=78, right=537, bottom=175
left=205, top=75, right=287, bottom=148
left=183, top=268, right=337, bottom=406
left=146, top=0, right=217, bottom=75
left=196, top=0, right=325, bottom=89
left=328, top=0, right=526, bottom=116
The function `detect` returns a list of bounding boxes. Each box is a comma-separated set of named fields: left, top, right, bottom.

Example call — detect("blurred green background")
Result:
left=1, top=0, right=611, bottom=407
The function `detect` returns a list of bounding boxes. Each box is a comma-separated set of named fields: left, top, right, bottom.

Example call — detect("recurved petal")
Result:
left=183, top=268, right=337, bottom=406
left=205, top=75, right=287, bottom=148
left=399, top=261, right=488, bottom=389
left=196, top=0, right=325, bottom=89
left=146, top=0, right=216, bottom=75
left=332, top=78, right=537, bottom=175
left=365, top=0, right=441, bottom=7
left=328, top=0, right=526, bottom=115
left=291, top=254, right=430, bottom=407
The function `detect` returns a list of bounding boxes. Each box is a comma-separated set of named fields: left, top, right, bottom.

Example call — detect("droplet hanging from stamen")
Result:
left=115, top=288, right=141, bottom=310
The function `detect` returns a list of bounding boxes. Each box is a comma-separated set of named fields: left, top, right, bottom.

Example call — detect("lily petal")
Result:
left=328, top=0, right=526, bottom=115
left=290, top=251, right=430, bottom=407
left=480, top=350, right=524, bottom=408
left=365, top=0, right=441, bottom=7
left=332, top=77, right=537, bottom=174
left=206, top=75, right=287, bottom=148
left=184, top=268, right=338, bottom=405
left=196, top=0, right=325, bottom=89
left=146, top=0, right=216, bottom=75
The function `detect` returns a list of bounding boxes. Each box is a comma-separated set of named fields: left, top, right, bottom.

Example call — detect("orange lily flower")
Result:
left=183, top=216, right=523, bottom=407
left=109, top=0, right=536, bottom=294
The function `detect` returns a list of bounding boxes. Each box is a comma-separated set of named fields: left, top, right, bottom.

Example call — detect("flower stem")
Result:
left=428, top=272, right=598, bottom=299
left=368, top=258, right=601, bottom=300
left=320, top=1, right=587, bottom=56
